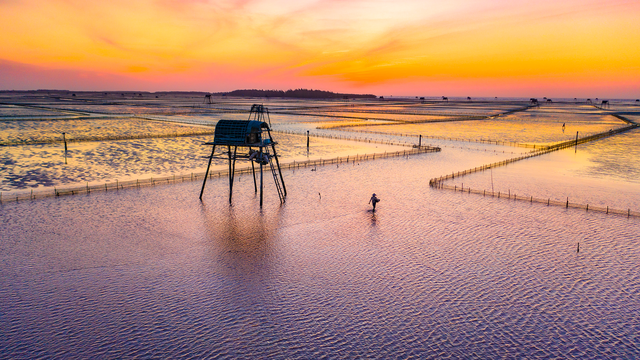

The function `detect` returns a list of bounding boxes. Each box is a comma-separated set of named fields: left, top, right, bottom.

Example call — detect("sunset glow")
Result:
left=1, top=0, right=639, bottom=97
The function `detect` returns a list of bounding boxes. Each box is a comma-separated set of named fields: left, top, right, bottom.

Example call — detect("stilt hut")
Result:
left=199, top=105, right=286, bottom=207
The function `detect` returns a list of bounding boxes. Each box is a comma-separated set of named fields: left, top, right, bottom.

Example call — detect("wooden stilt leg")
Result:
left=228, top=145, right=233, bottom=203
left=199, top=145, right=216, bottom=200
left=260, top=146, right=264, bottom=207
left=250, top=147, right=257, bottom=193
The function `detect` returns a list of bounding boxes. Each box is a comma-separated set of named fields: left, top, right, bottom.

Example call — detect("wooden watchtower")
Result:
left=199, top=105, right=286, bottom=207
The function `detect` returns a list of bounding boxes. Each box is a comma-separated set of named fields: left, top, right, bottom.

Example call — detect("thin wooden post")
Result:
left=62, top=132, right=68, bottom=165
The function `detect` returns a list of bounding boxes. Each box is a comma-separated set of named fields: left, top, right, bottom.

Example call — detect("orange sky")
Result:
left=1, top=0, right=639, bottom=97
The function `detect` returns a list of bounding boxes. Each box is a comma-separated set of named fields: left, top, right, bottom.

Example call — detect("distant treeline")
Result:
left=1, top=89, right=378, bottom=99
left=215, top=89, right=377, bottom=99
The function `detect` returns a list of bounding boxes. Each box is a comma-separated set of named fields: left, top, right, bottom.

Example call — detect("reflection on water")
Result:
left=199, top=202, right=282, bottom=280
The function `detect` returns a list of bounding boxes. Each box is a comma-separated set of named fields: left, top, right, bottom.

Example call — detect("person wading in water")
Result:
left=369, top=193, right=380, bottom=211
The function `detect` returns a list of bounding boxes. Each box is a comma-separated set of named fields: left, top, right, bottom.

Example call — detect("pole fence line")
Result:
left=0, top=146, right=440, bottom=203
left=433, top=183, right=638, bottom=219
left=315, top=120, right=637, bottom=151
left=428, top=123, right=640, bottom=219
left=429, top=123, right=639, bottom=187
left=270, top=129, right=421, bottom=148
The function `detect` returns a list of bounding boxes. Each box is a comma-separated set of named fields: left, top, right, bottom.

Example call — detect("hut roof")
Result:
left=213, top=120, right=269, bottom=146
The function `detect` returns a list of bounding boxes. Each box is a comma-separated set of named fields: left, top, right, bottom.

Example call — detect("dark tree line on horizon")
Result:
left=214, top=89, right=377, bottom=99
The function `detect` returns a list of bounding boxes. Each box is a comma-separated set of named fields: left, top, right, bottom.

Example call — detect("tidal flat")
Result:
left=1, top=93, right=639, bottom=358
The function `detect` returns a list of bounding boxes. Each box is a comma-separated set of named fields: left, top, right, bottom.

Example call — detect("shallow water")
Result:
left=0, top=118, right=211, bottom=144
left=0, top=132, right=405, bottom=191
left=445, top=128, right=640, bottom=210
left=2, top=96, right=640, bottom=358
left=1, top=152, right=639, bottom=358
left=357, top=113, right=626, bottom=146
left=0, top=105, right=65, bottom=117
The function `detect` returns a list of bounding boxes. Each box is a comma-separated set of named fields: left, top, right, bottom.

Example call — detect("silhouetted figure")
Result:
left=562, top=123, right=565, bottom=132
left=369, top=193, right=380, bottom=211
left=467, top=97, right=471, bottom=101
left=442, top=96, right=448, bottom=102
left=586, top=99, right=592, bottom=104
left=601, top=100, right=609, bottom=109
left=546, top=99, right=553, bottom=103
left=204, top=94, right=213, bottom=104
left=529, top=98, right=538, bottom=106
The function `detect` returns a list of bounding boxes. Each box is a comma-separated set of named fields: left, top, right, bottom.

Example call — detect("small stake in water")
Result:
left=62, top=132, right=68, bottom=164
left=577, top=243, right=580, bottom=253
